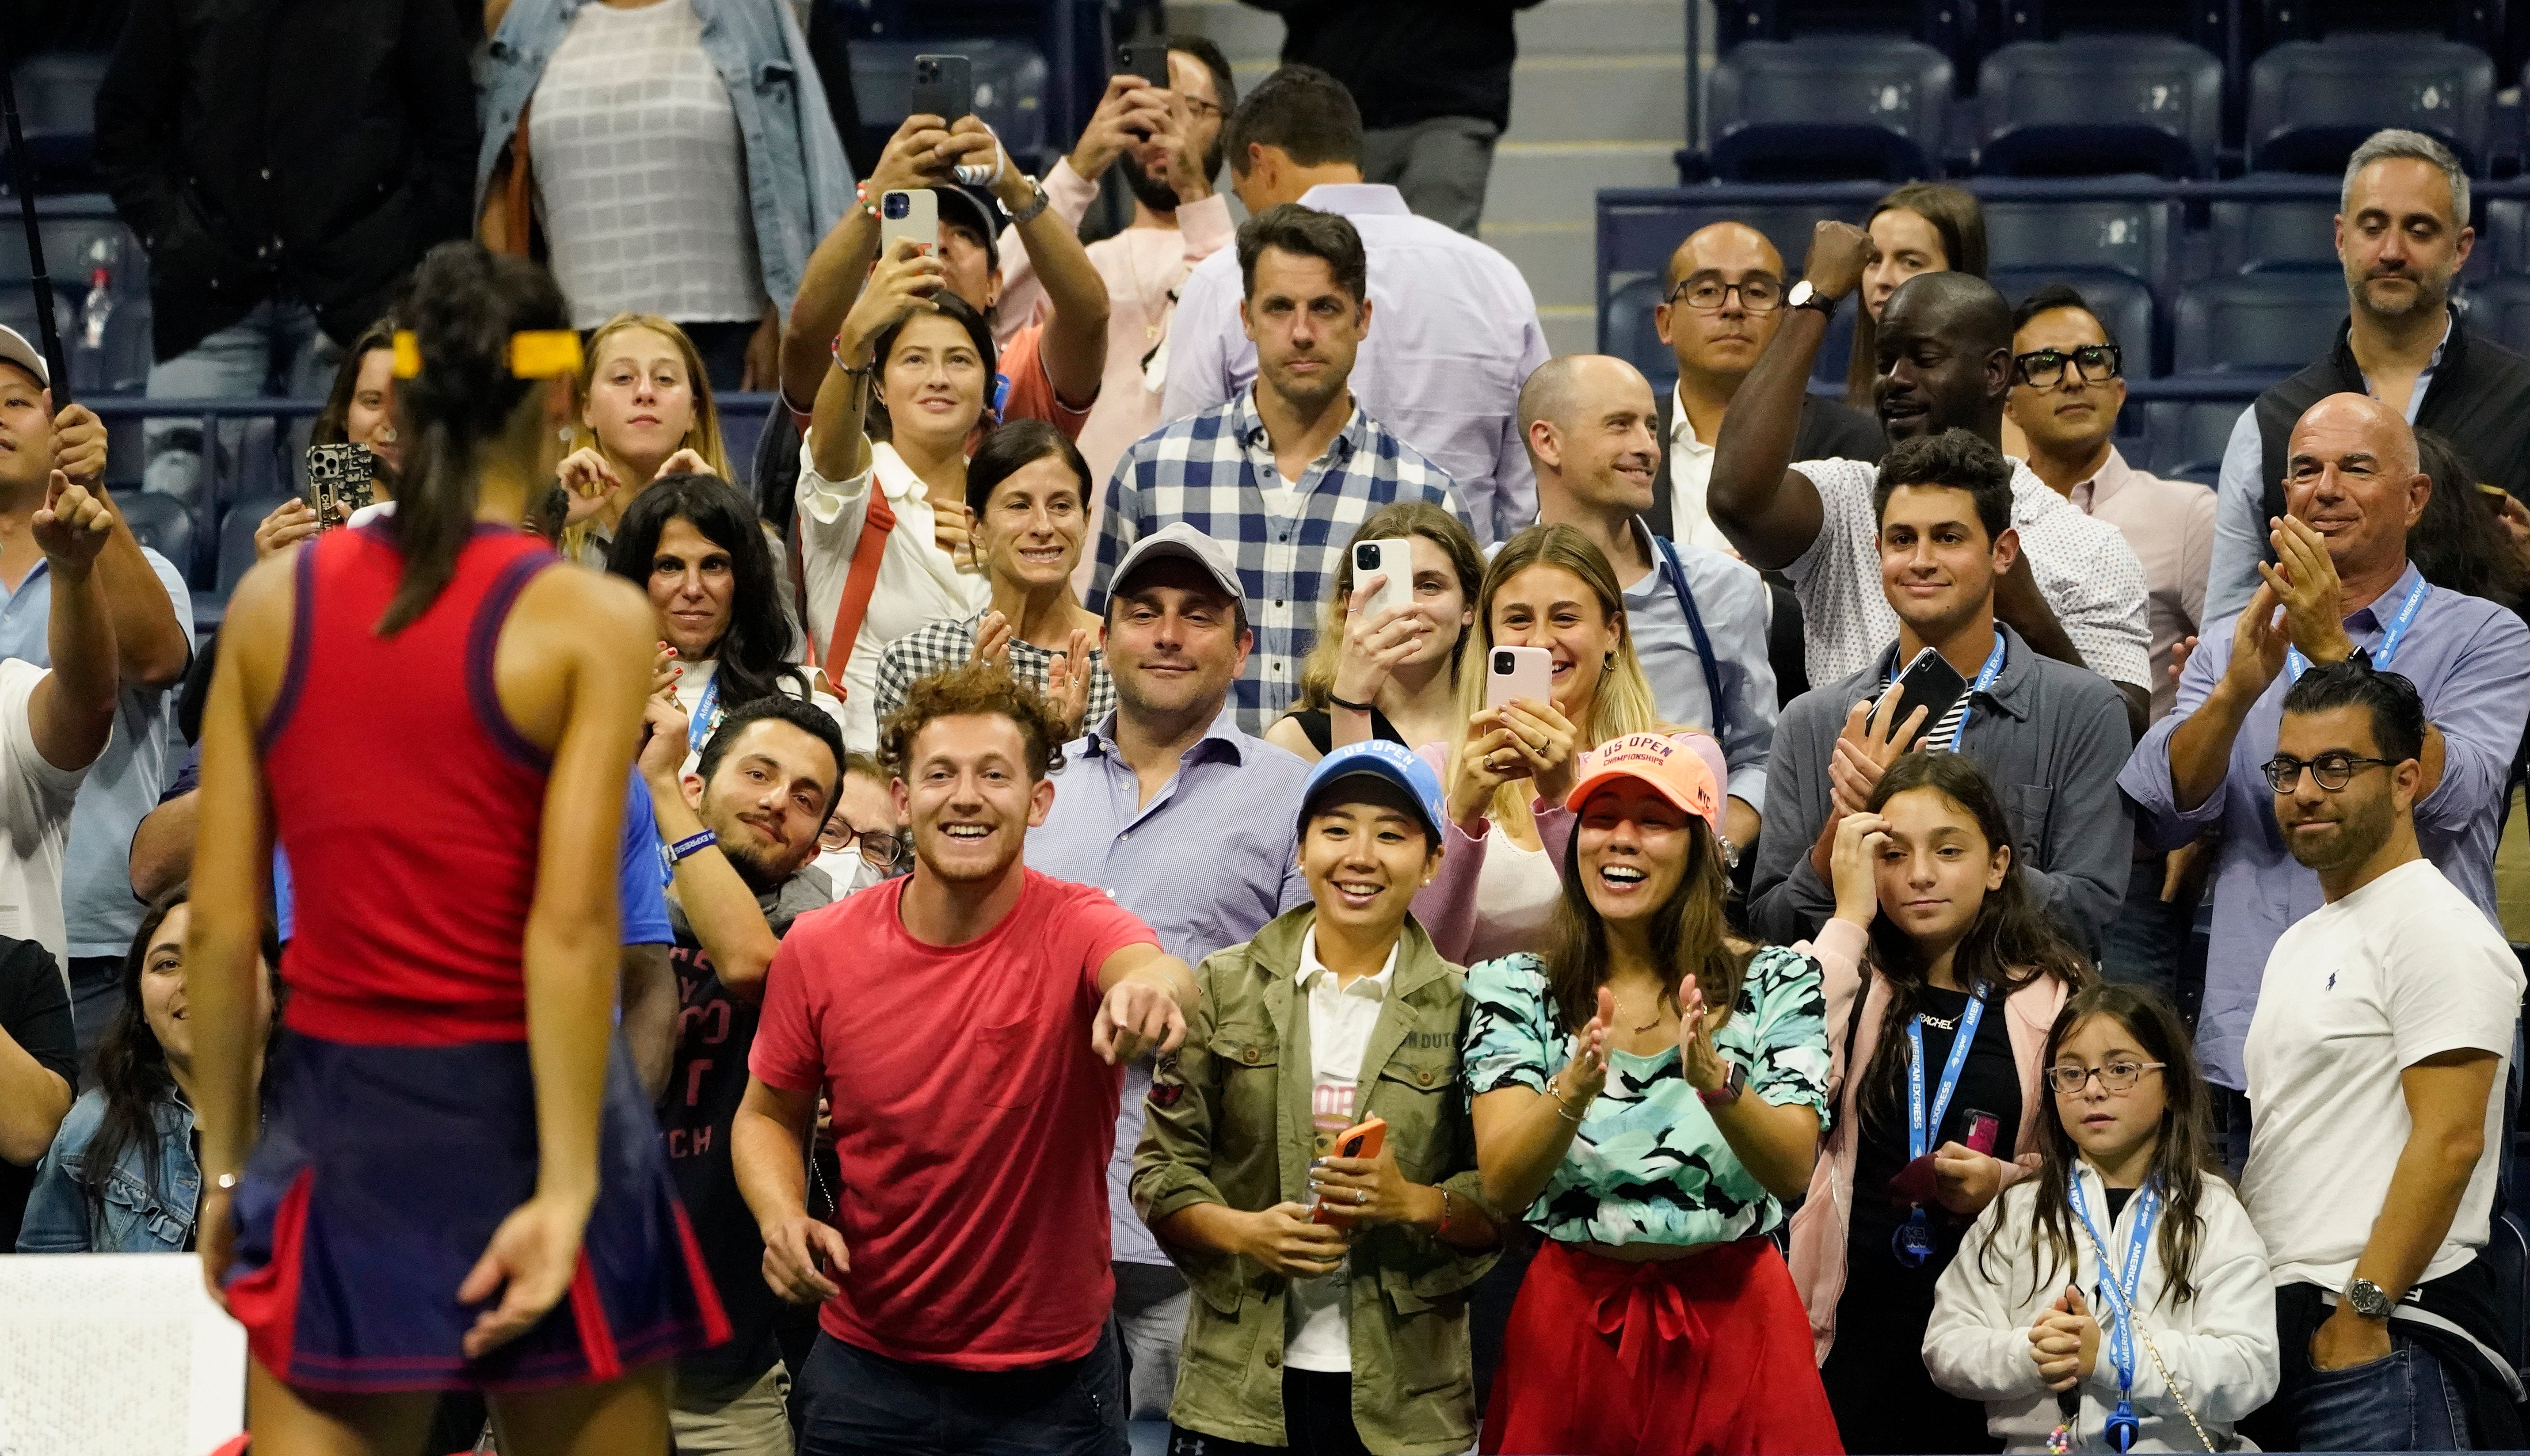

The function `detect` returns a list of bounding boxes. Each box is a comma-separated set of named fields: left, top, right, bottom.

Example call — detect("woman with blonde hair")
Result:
left=1407, top=524, right=1666, bottom=966
left=556, top=312, right=734, bottom=565
left=1267, top=501, right=1485, bottom=762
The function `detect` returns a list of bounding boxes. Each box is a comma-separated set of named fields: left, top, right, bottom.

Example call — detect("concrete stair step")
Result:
left=1507, top=56, right=1687, bottom=144
left=1516, top=0, right=1691, bottom=57
left=1484, top=140, right=1679, bottom=225
left=1481, top=221, right=1595, bottom=309
left=1541, top=306, right=1598, bottom=357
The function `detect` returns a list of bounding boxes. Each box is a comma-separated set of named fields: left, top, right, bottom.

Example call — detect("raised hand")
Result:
left=2222, top=580, right=2290, bottom=701
left=454, top=1195, right=594, bottom=1358
left=933, top=501, right=979, bottom=570
left=761, top=1211, right=851, bottom=1304
left=557, top=448, right=624, bottom=526
left=1330, top=578, right=1431, bottom=709
left=1048, top=628, right=1095, bottom=738
left=637, top=680, right=691, bottom=785
left=1068, top=74, right=1170, bottom=182
left=254, top=498, right=326, bottom=559
left=966, top=611, right=1014, bottom=666
left=868, top=112, right=991, bottom=195
left=837, top=238, right=950, bottom=370
left=32, top=472, right=110, bottom=575
left=1678, top=974, right=1732, bottom=1094
left=1802, top=220, right=1879, bottom=302
left=1552, top=987, right=1616, bottom=1112
left=50, top=400, right=105, bottom=486
left=1828, top=810, right=1891, bottom=929
left=2258, top=515, right=2353, bottom=664
left=658, top=446, right=715, bottom=480
left=1143, top=88, right=1214, bottom=205
left=1496, top=696, right=1581, bottom=806
left=1446, top=710, right=1526, bottom=826
left=1092, top=976, right=1186, bottom=1064
left=650, top=642, right=683, bottom=698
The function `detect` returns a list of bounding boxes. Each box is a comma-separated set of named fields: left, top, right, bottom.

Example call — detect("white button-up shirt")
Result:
left=1285, top=926, right=1399, bottom=1374
left=1664, top=382, right=1736, bottom=553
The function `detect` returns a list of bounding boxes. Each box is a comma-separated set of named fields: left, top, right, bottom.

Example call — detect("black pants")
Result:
left=793, top=1326, right=1126, bottom=1456
left=1167, top=1371, right=1373, bottom=1456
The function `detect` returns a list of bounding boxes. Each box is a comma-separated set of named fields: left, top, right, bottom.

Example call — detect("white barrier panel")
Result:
left=0, top=1253, right=246, bottom=1456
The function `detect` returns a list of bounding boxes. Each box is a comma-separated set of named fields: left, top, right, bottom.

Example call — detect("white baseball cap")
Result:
left=0, top=325, right=46, bottom=388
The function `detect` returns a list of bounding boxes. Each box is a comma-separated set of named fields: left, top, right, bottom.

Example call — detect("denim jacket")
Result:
left=16, top=1090, right=199, bottom=1254
left=476, top=0, right=854, bottom=320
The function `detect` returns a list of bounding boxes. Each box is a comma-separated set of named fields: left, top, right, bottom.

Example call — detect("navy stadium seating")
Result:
left=2246, top=35, right=2493, bottom=173
left=2175, top=273, right=2349, bottom=374
left=1974, top=36, right=2222, bottom=179
left=1708, top=38, right=1952, bottom=183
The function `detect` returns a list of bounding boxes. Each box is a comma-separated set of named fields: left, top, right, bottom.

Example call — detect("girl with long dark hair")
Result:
left=17, top=887, right=277, bottom=1253
left=605, top=471, right=844, bottom=774
left=1465, top=732, right=1840, bottom=1453
left=1792, top=751, right=2088, bottom=1454
left=1925, top=983, right=2278, bottom=1452
left=187, top=240, right=724, bottom=1453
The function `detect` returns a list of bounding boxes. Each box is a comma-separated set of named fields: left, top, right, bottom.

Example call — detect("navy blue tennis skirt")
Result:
left=223, top=1029, right=730, bottom=1392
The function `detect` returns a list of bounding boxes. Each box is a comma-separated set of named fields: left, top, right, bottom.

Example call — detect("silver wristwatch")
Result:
left=2343, top=1276, right=2395, bottom=1320
left=1002, top=177, right=1052, bottom=226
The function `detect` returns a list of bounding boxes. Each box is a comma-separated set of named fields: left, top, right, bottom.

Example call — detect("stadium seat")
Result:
left=2209, top=188, right=2342, bottom=274
left=2246, top=35, right=2493, bottom=173
left=2465, top=275, right=2530, bottom=358
left=1981, top=192, right=2179, bottom=291
left=116, top=489, right=194, bottom=580
left=2140, top=399, right=2247, bottom=482
left=1603, top=274, right=1673, bottom=385
left=1974, top=36, right=2221, bottom=179
left=215, top=496, right=286, bottom=598
left=1707, top=38, right=1952, bottom=183
left=1990, top=268, right=2160, bottom=375
left=10, top=51, right=106, bottom=188
left=2485, top=195, right=2530, bottom=277
left=2174, top=274, right=2348, bottom=374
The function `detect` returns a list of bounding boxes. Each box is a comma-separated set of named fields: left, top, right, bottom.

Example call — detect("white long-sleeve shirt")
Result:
left=1924, top=1165, right=2279, bottom=1453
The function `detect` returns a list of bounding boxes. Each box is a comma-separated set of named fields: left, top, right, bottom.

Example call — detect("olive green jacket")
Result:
left=1132, top=906, right=1499, bottom=1455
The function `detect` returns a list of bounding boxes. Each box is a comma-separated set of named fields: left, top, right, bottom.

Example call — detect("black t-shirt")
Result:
left=660, top=869, right=831, bottom=1379
left=2104, top=1185, right=2136, bottom=1224
left=1281, top=706, right=1406, bottom=756
left=0, top=938, right=77, bottom=1250
left=1844, top=985, right=2025, bottom=1300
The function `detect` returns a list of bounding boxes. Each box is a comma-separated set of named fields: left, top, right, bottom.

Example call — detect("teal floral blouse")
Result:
left=1463, top=945, right=1833, bottom=1246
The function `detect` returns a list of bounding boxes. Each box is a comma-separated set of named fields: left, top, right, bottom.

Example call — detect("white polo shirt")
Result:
left=2240, top=858, right=2523, bottom=1292
left=0, top=658, right=93, bottom=973
left=1285, top=926, right=1399, bottom=1374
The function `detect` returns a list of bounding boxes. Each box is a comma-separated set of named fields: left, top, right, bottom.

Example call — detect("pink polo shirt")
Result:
left=2070, top=446, right=2216, bottom=722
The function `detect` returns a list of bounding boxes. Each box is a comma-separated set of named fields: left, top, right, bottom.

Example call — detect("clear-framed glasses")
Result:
left=2260, top=752, right=2396, bottom=794
left=2013, top=344, right=2123, bottom=388
left=1666, top=276, right=1784, bottom=313
left=2047, top=1060, right=2167, bottom=1095
left=1180, top=96, right=1223, bottom=122
left=820, top=817, right=909, bottom=872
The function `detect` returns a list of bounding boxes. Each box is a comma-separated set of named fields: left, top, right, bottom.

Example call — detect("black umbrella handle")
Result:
left=0, top=53, right=70, bottom=408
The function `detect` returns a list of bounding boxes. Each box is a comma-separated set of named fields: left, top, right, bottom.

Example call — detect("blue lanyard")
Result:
left=1649, top=532, right=1732, bottom=743
left=686, top=668, right=724, bottom=758
left=2070, top=1177, right=2164, bottom=1452
left=2286, top=576, right=2428, bottom=682
left=1947, top=630, right=2008, bottom=749
left=1905, top=986, right=1988, bottom=1161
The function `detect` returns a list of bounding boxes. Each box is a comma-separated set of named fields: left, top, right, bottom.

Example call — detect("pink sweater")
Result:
left=1783, top=921, right=2068, bottom=1365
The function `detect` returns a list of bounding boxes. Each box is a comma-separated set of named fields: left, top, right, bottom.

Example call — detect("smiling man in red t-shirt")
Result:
left=734, top=660, right=1196, bottom=1456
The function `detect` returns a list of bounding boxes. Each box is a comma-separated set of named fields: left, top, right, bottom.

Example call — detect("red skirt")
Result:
left=1482, top=1236, right=1844, bottom=1456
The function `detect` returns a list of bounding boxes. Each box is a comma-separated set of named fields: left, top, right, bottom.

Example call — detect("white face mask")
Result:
left=815, top=846, right=886, bottom=897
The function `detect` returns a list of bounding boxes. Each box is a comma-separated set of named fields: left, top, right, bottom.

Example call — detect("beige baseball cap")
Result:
left=0, top=325, right=47, bottom=388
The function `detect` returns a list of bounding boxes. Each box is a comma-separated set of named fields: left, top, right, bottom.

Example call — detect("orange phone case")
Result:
left=1311, top=1117, right=1388, bottom=1224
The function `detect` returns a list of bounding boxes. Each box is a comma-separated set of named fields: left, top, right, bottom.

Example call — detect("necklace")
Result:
left=1917, top=1010, right=1960, bottom=1031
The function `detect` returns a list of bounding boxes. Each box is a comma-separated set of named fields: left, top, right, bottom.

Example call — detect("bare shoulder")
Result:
left=221, top=550, right=300, bottom=667
left=514, top=561, right=652, bottom=650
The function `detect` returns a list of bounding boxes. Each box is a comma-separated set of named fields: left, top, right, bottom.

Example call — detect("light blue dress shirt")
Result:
left=1618, top=526, right=1776, bottom=811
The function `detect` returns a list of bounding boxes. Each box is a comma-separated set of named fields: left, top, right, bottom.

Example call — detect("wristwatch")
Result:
left=1786, top=279, right=1840, bottom=319
left=1697, top=1059, right=1747, bottom=1110
left=1001, top=177, right=1052, bottom=227
left=1717, top=833, right=1743, bottom=871
left=2343, top=1276, right=2395, bottom=1320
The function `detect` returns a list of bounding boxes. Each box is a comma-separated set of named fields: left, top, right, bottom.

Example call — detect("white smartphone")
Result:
left=879, top=188, right=938, bottom=259
left=1351, top=538, right=1414, bottom=622
left=1484, top=644, right=1554, bottom=710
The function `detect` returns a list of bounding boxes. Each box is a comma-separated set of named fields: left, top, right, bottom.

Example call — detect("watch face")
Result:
left=1788, top=280, right=1816, bottom=308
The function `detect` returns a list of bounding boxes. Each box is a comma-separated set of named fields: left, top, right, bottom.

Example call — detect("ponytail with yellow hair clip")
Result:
left=392, top=330, right=584, bottom=380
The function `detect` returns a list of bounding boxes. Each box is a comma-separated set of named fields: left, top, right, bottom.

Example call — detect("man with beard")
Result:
left=735, top=660, right=1196, bottom=1456
left=1095, top=204, right=1465, bottom=732
left=639, top=692, right=847, bottom=1455
left=2240, top=660, right=2526, bottom=1452
left=2208, top=129, right=2530, bottom=622
left=1705, top=224, right=2153, bottom=733
left=990, top=39, right=1238, bottom=518
left=2121, top=394, right=2530, bottom=1173
left=1030, top=524, right=1312, bottom=1421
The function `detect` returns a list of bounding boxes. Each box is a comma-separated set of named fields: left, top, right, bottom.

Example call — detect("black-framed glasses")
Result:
left=1666, top=277, right=1784, bottom=313
left=2261, top=752, right=2397, bottom=793
left=2013, top=344, right=2123, bottom=388
left=2047, top=1060, right=2167, bottom=1095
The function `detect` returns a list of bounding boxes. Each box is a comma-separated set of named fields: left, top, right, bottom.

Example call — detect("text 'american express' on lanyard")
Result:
left=686, top=669, right=724, bottom=758
left=2286, top=576, right=2428, bottom=682
left=2069, top=1177, right=2164, bottom=1453
left=1947, top=630, right=2007, bottom=749
left=1893, top=985, right=1988, bottom=1267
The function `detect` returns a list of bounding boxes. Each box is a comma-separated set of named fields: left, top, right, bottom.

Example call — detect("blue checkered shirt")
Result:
left=1090, top=391, right=1467, bottom=732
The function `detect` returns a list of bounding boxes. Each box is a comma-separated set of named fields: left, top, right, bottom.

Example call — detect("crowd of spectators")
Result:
left=9, top=6, right=2530, bottom=1455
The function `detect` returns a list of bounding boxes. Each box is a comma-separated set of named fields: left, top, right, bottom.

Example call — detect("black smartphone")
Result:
left=911, top=53, right=975, bottom=124
left=1871, top=647, right=1969, bottom=743
left=305, top=442, right=377, bottom=526
left=1118, top=42, right=1171, bottom=90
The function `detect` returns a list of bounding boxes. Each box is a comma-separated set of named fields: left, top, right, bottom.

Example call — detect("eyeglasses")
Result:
left=1181, top=96, right=1223, bottom=122
left=1666, top=277, right=1784, bottom=313
left=2260, top=752, right=2397, bottom=793
left=2013, top=345, right=2123, bottom=388
left=821, top=819, right=909, bottom=872
left=2046, top=1060, right=2166, bottom=1095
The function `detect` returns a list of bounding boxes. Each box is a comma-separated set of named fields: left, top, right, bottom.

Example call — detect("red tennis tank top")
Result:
left=261, top=523, right=560, bottom=1044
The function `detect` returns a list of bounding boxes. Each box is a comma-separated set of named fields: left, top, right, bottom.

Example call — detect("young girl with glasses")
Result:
left=1924, top=983, right=2279, bottom=1451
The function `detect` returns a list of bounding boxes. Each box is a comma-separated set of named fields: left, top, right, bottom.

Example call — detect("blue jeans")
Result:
left=2292, top=1333, right=2470, bottom=1451
left=142, top=297, right=340, bottom=505
left=795, top=1326, right=1127, bottom=1456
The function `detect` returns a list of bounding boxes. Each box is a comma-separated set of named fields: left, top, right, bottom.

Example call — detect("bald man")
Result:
left=1653, top=220, right=1881, bottom=551
left=2120, top=391, right=2530, bottom=1165
left=1705, top=221, right=2153, bottom=734
left=1521, top=354, right=1776, bottom=854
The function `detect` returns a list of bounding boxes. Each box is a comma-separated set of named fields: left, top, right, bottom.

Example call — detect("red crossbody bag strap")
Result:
left=804, top=491, right=897, bottom=696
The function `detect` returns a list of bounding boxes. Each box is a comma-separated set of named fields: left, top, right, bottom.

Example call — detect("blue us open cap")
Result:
left=1297, top=740, right=1447, bottom=843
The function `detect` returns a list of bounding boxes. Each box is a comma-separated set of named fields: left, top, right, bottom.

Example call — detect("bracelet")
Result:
left=668, top=830, right=720, bottom=865
left=853, top=180, right=880, bottom=218
left=1546, top=1076, right=1585, bottom=1124
left=1437, top=1187, right=1455, bottom=1237
left=1328, top=694, right=1375, bottom=714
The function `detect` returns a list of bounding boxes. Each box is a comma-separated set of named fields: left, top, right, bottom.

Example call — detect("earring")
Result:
left=1603, top=651, right=1615, bottom=671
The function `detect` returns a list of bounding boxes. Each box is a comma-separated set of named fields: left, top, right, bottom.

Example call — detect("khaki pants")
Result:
left=672, top=1361, right=793, bottom=1456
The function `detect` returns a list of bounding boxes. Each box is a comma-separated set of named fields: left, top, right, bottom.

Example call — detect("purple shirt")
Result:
left=2119, top=563, right=2530, bottom=1090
